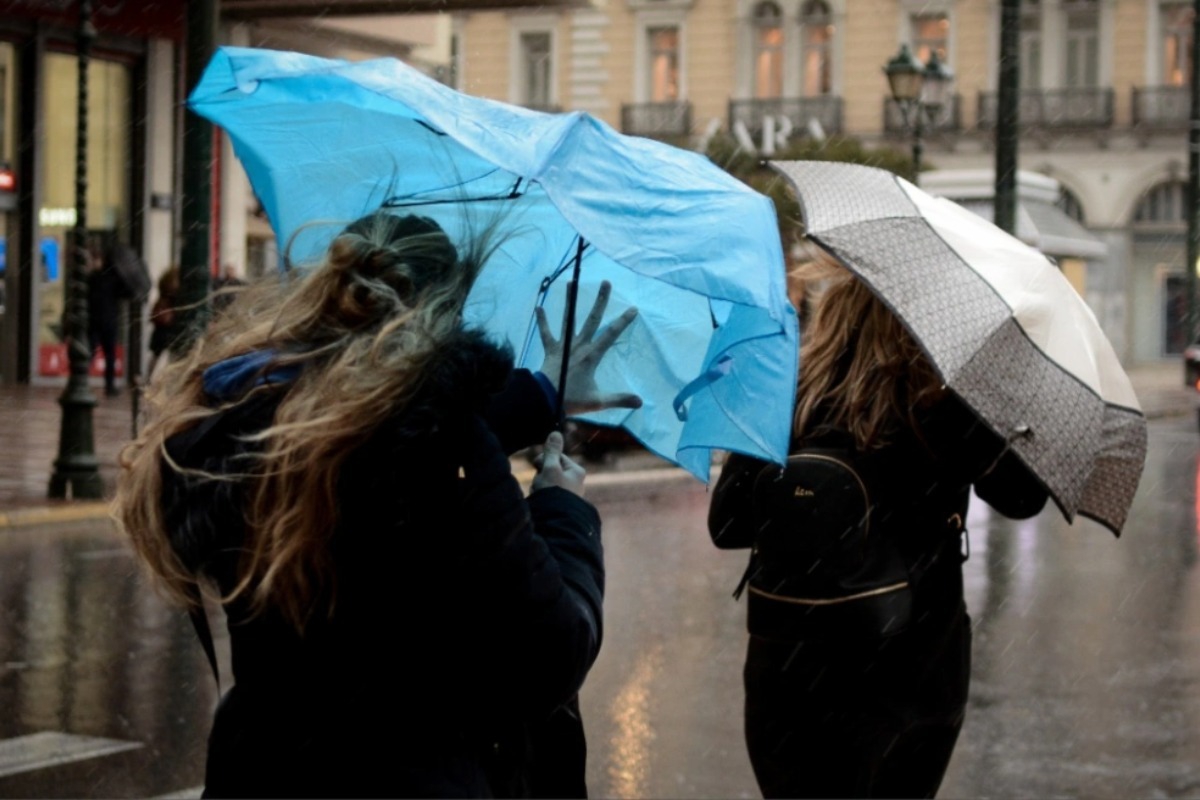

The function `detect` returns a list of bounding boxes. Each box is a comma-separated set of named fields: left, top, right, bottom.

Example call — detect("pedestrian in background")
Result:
left=114, top=211, right=638, bottom=798
left=211, top=263, right=245, bottom=316
left=147, top=265, right=180, bottom=377
left=86, top=236, right=123, bottom=397
left=708, top=244, right=1048, bottom=799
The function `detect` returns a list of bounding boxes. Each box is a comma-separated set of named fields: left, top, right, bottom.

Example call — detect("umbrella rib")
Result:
left=381, top=170, right=524, bottom=207
left=516, top=238, right=591, bottom=368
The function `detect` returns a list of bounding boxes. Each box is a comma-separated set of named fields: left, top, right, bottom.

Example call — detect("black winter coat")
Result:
left=162, top=331, right=603, bottom=799
left=707, top=393, right=1049, bottom=799
left=709, top=392, right=1048, bottom=569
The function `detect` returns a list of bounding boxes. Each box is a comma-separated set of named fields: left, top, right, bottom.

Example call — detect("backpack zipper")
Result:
left=747, top=580, right=910, bottom=605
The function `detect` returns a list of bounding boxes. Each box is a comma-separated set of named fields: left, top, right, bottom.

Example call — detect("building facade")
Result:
left=7, top=1, right=1180, bottom=383
left=451, top=0, right=1195, bottom=365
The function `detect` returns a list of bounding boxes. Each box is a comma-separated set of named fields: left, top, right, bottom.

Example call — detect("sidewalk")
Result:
left=0, top=361, right=1192, bottom=527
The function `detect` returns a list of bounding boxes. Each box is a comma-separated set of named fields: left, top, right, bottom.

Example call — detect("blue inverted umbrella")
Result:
left=188, top=47, right=798, bottom=478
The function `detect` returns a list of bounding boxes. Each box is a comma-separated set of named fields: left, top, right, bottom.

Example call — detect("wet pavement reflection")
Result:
left=584, top=416, right=1200, bottom=798
left=0, top=523, right=214, bottom=797
left=1, top=416, right=1200, bottom=797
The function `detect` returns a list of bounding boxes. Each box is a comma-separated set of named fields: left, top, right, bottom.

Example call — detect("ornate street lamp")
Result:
left=49, top=0, right=102, bottom=499
left=884, top=44, right=954, bottom=185
left=921, top=50, right=954, bottom=120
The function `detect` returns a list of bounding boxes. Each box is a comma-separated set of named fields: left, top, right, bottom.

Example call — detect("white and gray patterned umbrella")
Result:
left=772, top=160, right=1146, bottom=535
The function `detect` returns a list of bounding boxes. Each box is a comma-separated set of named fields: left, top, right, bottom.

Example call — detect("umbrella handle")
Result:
left=672, top=356, right=733, bottom=421
left=981, top=424, right=1033, bottom=477
left=555, top=237, right=587, bottom=430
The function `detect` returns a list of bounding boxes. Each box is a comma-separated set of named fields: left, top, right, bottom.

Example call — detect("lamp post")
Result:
left=1186, top=0, right=1200, bottom=364
left=48, top=0, right=103, bottom=500
left=174, top=0, right=218, bottom=358
left=884, top=45, right=954, bottom=185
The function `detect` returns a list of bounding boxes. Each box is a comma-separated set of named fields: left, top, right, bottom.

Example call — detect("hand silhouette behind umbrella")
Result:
left=537, top=280, right=642, bottom=414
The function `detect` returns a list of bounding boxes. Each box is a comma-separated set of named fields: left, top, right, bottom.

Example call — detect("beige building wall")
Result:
left=459, top=0, right=739, bottom=135
left=684, top=0, right=739, bottom=133
left=434, top=0, right=1182, bottom=369
left=291, top=0, right=1173, bottom=146
left=553, top=12, right=574, bottom=112
left=840, top=3, right=895, bottom=135
left=603, top=5, right=636, bottom=128
left=951, top=0, right=992, bottom=131
left=458, top=12, right=512, bottom=101
left=1111, top=0, right=1148, bottom=128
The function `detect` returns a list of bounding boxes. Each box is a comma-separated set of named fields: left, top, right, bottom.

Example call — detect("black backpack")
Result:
left=740, top=448, right=914, bottom=643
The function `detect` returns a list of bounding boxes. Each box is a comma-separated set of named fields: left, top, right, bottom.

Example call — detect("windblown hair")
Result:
left=790, top=242, right=944, bottom=450
left=115, top=212, right=505, bottom=631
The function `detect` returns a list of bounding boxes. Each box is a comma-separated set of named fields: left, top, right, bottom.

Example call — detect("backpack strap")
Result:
left=732, top=554, right=758, bottom=600
left=184, top=582, right=221, bottom=691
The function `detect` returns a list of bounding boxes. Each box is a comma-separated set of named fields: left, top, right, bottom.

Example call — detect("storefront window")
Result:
left=38, top=52, right=131, bottom=377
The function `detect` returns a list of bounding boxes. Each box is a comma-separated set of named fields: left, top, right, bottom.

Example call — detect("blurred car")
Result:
left=1185, top=338, right=1200, bottom=431
left=567, top=421, right=643, bottom=463
left=1186, top=338, right=1200, bottom=388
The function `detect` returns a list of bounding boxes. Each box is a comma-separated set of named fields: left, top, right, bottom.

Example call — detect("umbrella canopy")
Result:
left=188, top=47, right=799, bottom=479
left=771, top=160, right=1146, bottom=535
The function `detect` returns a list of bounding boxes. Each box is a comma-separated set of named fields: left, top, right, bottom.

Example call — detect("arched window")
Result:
left=1057, top=186, right=1085, bottom=224
left=800, top=0, right=832, bottom=96
left=753, top=1, right=784, bottom=98
left=1133, top=181, right=1187, bottom=226
left=1132, top=180, right=1188, bottom=356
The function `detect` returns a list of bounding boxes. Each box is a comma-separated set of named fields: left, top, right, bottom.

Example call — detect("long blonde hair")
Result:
left=790, top=242, right=944, bottom=450
left=115, top=212, right=504, bottom=631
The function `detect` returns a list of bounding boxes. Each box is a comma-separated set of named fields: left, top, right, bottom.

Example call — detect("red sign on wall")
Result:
left=38, top=343, right=125, bottom=379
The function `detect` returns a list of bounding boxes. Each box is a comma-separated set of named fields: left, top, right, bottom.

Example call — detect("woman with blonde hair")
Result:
left=116, top=211, right=637, bottom=798
left=709, top=243, right=1047, bottom=798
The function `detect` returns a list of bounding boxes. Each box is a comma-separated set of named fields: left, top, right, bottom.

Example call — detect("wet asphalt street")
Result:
left=2, top=414, right=1200, bottom=798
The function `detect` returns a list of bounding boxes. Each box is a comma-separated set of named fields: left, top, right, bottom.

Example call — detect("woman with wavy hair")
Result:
left=116, top=212, right=637, bottom=798
left=709, top=244, right=1047, bottom=798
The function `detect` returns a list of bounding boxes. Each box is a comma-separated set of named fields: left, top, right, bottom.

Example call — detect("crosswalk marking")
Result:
left=151, top=786, right=203, bottom=799
left=0, top=731, right=142, bottom=779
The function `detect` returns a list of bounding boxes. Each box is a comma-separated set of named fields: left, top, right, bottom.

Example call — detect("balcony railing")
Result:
left=620, top=101, right=693, bottom=139
left=1132, top=86, right=1189, bottom=129
left=728, top=95, right=843, bottom=141
left=977, top=88, right=1114, bottom=130
left=882, top=94, right=963, bottom=134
